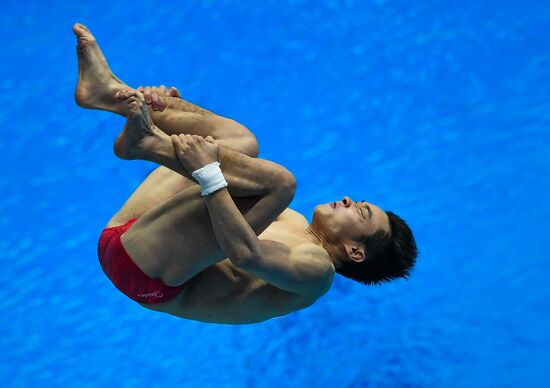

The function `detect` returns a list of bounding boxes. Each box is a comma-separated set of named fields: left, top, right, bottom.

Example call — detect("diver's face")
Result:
left=311, top=196, right=390, bottom=244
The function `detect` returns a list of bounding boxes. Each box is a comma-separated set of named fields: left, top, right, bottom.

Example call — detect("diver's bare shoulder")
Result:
left=277, top=207, right=310, bottom=225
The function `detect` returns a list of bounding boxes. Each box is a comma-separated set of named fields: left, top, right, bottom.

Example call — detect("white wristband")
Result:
left=191, top=161, right=228, bottom=196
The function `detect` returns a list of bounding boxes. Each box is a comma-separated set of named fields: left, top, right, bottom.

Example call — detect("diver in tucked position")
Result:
left=74, top=23, right=418, bottom=324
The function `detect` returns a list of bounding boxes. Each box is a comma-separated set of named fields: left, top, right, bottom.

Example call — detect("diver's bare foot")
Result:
left=113, top=89, right=167, bottom=160
left=73, top=23, right=126, bottom=112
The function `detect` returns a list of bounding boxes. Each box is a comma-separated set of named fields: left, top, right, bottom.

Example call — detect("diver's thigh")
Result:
left=107, top=166, right=194, bottom=226
left=121, top=186, right=261, bottom=286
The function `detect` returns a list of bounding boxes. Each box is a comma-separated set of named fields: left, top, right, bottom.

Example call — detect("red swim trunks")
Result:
left=97, top=218, right=186, bottom=304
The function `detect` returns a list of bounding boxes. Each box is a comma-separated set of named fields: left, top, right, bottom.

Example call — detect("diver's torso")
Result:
left=140, top=208, right=322, bottom=324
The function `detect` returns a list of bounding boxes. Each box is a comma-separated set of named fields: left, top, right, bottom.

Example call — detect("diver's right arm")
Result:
left=137, top=85, right=180, bottom=111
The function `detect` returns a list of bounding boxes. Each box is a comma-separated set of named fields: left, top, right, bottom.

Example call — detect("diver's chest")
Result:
left=258, top=212, right=309, bottom=246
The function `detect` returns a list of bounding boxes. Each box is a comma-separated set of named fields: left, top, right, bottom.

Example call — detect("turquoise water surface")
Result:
left=1, top=1, right=549, bottom=387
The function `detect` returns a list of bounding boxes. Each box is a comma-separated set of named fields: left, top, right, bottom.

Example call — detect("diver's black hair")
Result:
left=336, top=211, right=418, bottom=285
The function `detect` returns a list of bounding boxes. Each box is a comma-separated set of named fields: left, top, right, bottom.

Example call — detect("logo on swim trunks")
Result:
left=137, top=291, right=164, bottom=299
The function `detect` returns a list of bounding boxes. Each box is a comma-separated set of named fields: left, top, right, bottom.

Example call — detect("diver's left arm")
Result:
left=173, top=134, right=332, bottom=297
left=205, top=188, right=334, bottom=299
left=203, top=189, right=333, bottom=297
left=236, top=241, right=335, bottom=298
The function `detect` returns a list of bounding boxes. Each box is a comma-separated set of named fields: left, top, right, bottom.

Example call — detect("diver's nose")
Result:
left=342, top=196, right=352, bottom=207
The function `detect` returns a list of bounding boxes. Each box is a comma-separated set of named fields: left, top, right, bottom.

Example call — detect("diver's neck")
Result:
left=303, top=225, right=339, bottom=267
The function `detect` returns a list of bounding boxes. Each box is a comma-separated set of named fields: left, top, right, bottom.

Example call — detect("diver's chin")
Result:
left=312, top=204, right=326, bottom=217
left=311, top=203, right=330, bottom=226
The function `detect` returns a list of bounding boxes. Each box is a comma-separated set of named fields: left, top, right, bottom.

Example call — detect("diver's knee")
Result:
left=225, top=119, right=259, bottom=157
left=272, top=165, right=297, bottom=201
left=207, top=116, right=259, bottom=157
left=241, top=135, right=259, bottom=158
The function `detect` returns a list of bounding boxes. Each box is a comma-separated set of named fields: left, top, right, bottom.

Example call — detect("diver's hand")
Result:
left=137, top=85, right=181, bottom=112
left=171, top=134, right=219, bottom=173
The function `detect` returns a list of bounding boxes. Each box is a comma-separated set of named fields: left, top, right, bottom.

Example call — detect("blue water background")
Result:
left=1, top=1, right=549, bottom=386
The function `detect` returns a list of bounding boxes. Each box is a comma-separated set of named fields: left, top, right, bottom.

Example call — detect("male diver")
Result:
left=74, top=23, right=418, bottom=324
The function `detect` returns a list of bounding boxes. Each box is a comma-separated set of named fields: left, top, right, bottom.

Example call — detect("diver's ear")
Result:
left=343, top=243, right=365, bottom=263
